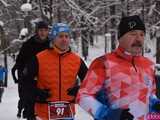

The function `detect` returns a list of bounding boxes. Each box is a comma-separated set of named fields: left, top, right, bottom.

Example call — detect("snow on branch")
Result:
left=150, top=8, right=160, bottom=26
left=65, top=0, right=99, bottom=25
left=153, top=8, right=160, bottom=16
left=21, top=3, right=32, bottom=12
left=99, top=15, right=121, bottom=30
left=88, top=1, right=121, bottom=17
left=0, top=0, right=10, bottom=7
left=153, top=21, right=160, bottom=26
left=0, top=21, right=4, bottom=27
left=148, top=3, right=156, bottom=16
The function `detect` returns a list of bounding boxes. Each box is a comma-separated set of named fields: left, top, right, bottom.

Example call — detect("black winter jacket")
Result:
left=11, top=35, right=50, bottom=83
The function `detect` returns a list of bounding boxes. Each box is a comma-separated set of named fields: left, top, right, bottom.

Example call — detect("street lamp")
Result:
left=0, top=21, right=4, bottom=47
left=20, top=3, right=32, bottom=34
left=105, top=33, right=111, bottom=53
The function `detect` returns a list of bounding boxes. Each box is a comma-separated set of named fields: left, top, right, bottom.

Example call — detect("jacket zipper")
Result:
left=132, top=57, right=137, bottom=72
left=59, top=55, right=61, bottom=101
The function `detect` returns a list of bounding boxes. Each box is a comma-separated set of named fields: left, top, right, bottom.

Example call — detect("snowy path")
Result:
left=0, top=60, right=19, bottom=120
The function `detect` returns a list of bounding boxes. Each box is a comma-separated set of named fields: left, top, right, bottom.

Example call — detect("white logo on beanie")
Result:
left=128, top=21, right=136, bottom=29
left=57, top=23, right=67, bottom=27
left=59, top=27, right=66, bottom=32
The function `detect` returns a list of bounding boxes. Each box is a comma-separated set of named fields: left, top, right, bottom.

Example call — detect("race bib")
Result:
left=48, top=101, right=73, bottom=120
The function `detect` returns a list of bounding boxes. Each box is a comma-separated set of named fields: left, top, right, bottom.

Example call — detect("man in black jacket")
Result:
left=11, top=20, right=50, bottom=120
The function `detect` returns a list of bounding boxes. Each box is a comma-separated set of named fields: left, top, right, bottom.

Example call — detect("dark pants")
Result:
left=17, top=80, right=35, bottom=119
left=17, top=83, right=26, bottom=118
left=16, top=72, right=26, bottom=118
left=18, top=84, right=24, bottom=110
left=0, top=81, right=4, bottom=102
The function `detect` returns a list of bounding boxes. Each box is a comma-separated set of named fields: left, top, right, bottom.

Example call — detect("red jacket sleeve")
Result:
left=76, top=56, right=109, bottom=117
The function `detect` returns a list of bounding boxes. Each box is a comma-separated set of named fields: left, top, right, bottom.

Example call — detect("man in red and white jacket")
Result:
left=77, top=15, right=158, bottom=120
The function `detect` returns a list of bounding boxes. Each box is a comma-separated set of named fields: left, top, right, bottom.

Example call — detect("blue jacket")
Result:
left=0, top=67, right=7, bottom=81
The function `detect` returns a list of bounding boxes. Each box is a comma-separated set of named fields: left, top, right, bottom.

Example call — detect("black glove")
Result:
left=35, top=88, right=50, bottom=103
left=93, top=107, right=133, bottom=120
left=120, top=108, right=134, bottom=120
left=152, top=102, right=160, bottom=112
left=67, top=86, right=80, bottom=96
left=11, top=66, right=18, bottom=83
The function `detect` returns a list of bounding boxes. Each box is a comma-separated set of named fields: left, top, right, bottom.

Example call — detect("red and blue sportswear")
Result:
left=77, top=47, right=156, bottom=120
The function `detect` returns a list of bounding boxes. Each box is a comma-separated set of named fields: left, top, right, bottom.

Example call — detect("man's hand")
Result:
left=67, top=86, right=80, bottom=96
left=120, top=108, right=134, bottom=120
left=149, top=95, right=160, bottom=112
left=11, top=66, right=18, bottom=83
left=151, top=102, right=160, bottom=112
left=35, top=88, right=51, bottom=103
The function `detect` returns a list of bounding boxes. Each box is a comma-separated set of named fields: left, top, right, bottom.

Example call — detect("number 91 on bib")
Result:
left=48, top=101, right=74, bottom=120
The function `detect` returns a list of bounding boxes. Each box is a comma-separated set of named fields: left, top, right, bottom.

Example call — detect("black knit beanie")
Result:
left=35, top=21, right=49, bottom=31
left=118, top=15, right=145, bottom=39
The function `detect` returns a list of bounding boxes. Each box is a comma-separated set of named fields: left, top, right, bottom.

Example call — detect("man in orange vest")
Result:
left=77, top=15, right=159, bottom=120
left=22, top=23, right=88, bottom=120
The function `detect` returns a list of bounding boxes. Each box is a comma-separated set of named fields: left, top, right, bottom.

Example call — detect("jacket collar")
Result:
left=34, top=34, right=49, bottom=43
left=53, top=45, right=71, bottom=55
left=114, top=46, right=141, bottom=62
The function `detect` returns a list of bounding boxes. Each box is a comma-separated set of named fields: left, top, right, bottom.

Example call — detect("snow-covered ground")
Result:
left=0, top=35, right=156, bottom=120
left=0, top=57, right=19, bottom=120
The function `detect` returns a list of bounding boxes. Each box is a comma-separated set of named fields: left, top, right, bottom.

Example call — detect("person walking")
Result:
left=11, top=20, right=50, bottom=119
left=0, top=65, right=7, bottom=103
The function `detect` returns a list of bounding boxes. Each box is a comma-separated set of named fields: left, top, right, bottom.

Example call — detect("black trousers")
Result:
left=0, top=81, right=4, bottom=102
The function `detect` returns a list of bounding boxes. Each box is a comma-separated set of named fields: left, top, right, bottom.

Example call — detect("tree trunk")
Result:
left=156, top=37, right=160, bottom=64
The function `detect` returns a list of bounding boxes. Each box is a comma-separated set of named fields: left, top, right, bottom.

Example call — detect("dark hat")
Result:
left=118, top=15, right=145, bottom=39
left=35, top=21, right=49, bottom=31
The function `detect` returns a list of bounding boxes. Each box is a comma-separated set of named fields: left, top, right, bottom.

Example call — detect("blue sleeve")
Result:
left=94, top=105, right=122, bottom=120
left=2, top=68, right=7, bottom=77
left=94, top=88, right=122, bottom=120
left=79, top=87, right=122, bottom=120
left=149, top=94, right=160, bottom=112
